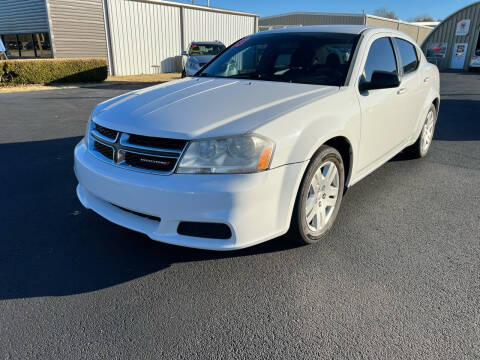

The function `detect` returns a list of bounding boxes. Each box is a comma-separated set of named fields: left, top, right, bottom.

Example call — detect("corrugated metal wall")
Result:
left=105, top=0, right=181, bottom=75
left=365, top=16, right=432, bottom=44
left=259, top=13, right=364, bottom=27
left=0, top=0, right=49, bottom=34
left=105, top=0, right=257, bottom=75
left=421, top=2, right=480, bottom=71
left=183, top=9, right=254, bottom=50
left=47, top=0, right=108, bottom=58
left=258, top=13, right=431, bottom=45
left=417, top=27, right=432, bottom=45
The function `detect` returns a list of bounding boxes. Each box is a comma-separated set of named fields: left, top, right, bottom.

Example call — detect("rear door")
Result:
left=356, top=36, right=403, bottom=171
left=392, top=37, right=424, bottom=139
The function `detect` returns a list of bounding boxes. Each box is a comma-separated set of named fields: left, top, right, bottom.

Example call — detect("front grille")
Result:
left=124, top=152, right=176, bottom=172
left=127, top=134, right=187, bottom=151
left=89, top=122, right=187, bottom=175
left=93, top=141, right=113, bottom=160
left=94, top=123, right=118, bottom=140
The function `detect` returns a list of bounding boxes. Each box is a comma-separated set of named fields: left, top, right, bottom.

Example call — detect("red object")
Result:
left=233, top=37, right=250, bottom=47
left=433, top=46, right=441, bottom=51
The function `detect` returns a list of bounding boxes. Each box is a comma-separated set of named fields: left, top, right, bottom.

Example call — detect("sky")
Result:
left=175, top=0, right=475, bottom=21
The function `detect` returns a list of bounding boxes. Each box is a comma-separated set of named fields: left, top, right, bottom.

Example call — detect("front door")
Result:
left=356, top=36, right=403, bottom=171
left=450, top=43, right=468, bottom=69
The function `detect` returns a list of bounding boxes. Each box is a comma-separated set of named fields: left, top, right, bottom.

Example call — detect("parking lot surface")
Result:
left=1, top=73, right=479, bottom=359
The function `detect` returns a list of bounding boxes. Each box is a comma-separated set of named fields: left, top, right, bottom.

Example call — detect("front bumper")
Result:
left=74, top=140, right=306, bottom=250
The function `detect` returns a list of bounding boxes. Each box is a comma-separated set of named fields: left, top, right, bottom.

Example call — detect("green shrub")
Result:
left=0, top=58, right=108, bottom=86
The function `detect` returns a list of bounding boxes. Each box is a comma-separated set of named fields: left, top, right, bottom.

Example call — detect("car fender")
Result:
left=255, top=87, right=361, bottom=178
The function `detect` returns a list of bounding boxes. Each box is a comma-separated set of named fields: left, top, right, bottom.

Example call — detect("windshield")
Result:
left=197, top=32, right=360, bottom=86
left=189, top=43, right=226, bottom=56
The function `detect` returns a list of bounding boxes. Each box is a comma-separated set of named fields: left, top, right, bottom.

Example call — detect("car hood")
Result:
left=189, top=55, right=215, bottom=64
left=93, top=78, right=338, bottom=139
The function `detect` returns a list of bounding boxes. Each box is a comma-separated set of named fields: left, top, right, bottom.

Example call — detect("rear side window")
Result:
left=393, top=38, right=419, bottom=74
left=363, top=37, right=398, bottom=82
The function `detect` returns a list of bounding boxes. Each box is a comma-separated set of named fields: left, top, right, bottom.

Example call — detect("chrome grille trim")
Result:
left=92, top=128, right=119, bottom=144
left=88, top=122, right=188, bottom=175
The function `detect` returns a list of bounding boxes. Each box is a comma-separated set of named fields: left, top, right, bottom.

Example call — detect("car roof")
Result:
left=190, top=41, right=224, bottom=45
left=260, top=25, right=370, bottom=35
left=258, top=25, right=409, bottom=36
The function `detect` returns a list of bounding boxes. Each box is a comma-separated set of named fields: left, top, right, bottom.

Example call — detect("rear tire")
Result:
left=290, top=145, right=345, bottom=245
left=404, top=104, right=436, bottom=159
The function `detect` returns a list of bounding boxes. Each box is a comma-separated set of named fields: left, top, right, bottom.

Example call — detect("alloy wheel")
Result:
left=305, top=161, right=340, bottom=232
left=421, top=110, right=435, bottom=153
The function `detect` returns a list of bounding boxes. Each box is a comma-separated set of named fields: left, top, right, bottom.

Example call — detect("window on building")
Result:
left=0, top=33, right=52, bottom=59
left=393, top=38, right=419, bottom=74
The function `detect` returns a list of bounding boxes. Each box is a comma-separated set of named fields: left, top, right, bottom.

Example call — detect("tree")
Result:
left=411, top=14, right=435, bottom=22
left=373, top=8, right=398, bottom=20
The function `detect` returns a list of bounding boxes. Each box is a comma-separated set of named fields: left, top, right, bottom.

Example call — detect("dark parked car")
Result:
left=7, top=41, right=23, bottom=50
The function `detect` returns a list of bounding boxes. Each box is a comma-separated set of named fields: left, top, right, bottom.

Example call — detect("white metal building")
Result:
left=0, top=0, right=259, bottom=75
left=105, top=0, right=258, bottom=75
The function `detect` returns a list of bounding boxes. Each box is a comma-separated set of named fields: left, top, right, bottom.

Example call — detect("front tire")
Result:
left=290, top=145, right=345, bottom=245
left=404, top=104, right=437, bottom=159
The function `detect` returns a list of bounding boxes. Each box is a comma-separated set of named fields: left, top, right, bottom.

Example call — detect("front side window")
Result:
left=363, top=37, right=398, bottom=82
left=393, top=38, right=419, bottom=74
left=197, top=32, right=360, bottom=86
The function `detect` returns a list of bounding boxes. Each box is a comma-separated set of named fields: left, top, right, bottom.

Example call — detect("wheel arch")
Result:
left=286, top=135, right=353, bottom=235
left=432, top=97, right=440, bottom=114
left=321, top=136, right=354, bottom=188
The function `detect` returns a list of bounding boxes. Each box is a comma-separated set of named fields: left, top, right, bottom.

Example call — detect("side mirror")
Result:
left=181, top=50, right=187, bottom=56
left=360, top=71, right=400, bottom=92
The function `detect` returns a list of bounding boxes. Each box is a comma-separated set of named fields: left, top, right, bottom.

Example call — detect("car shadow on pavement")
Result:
left=390, top=98, right=480, bottom=163
left=0, top=136, right=299, bottom=300
left=434, top=99, right=480, bottom=141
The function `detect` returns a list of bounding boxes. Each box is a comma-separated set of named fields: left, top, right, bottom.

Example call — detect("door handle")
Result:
left=424, top=77, right=430, bottom=83
left=397, top=88, right=407, bottom=95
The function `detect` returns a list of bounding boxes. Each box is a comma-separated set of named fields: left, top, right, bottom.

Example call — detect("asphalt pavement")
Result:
left=1, top=73, right=479, bottom=359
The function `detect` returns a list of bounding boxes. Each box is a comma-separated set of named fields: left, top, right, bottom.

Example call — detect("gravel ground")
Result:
left=0, top=72, right=479, bottom=359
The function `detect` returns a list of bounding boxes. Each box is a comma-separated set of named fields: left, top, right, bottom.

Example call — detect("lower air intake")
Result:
left=177, top=222, right=232, bottom=240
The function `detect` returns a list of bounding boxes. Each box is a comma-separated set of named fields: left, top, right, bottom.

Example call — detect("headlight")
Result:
left=177, top=134, right=274, bottom=174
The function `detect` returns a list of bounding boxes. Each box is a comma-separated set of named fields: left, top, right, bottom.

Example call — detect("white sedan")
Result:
left=74, top=25, right=440, bottom=250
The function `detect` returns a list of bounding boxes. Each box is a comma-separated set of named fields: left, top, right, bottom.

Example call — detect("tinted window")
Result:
left=393, top=38, right=419, bottom=74
left=363, top=37, right=397, bottom=82
left=0, top=32, right=52, bottom=59
left=189, top=43, right=225, bottom=56
left=198, top=33, right=360, bottom=86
